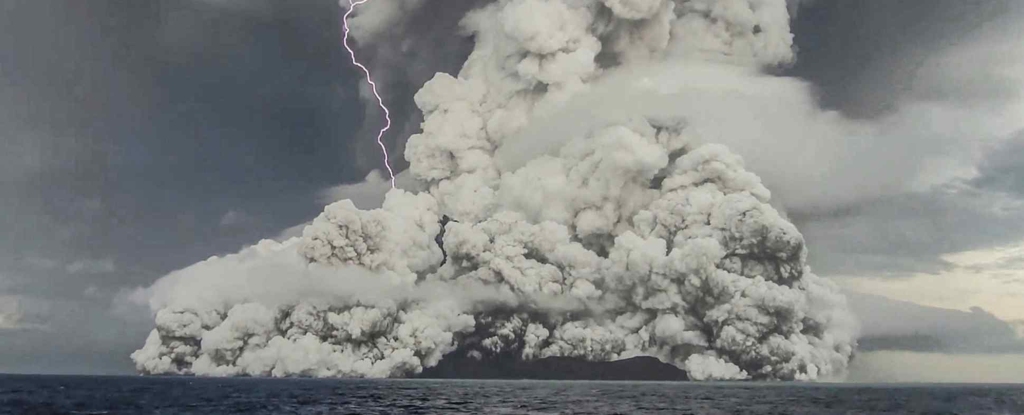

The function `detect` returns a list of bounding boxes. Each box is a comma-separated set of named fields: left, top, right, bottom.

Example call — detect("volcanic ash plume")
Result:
left=131, top=0, right=857, bottom=380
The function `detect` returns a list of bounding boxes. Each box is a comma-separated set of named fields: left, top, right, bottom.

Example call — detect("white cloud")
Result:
left=219, top=210, right=253, bottom=228
left=0, top=296, right=23, bottom=330
left=0, top=295, right=49, bottom=331
left=316, top=169, right=392, bottom=209
left=65, top=258, right=117, bottom=275
left=317, top=169, right=424, bottom=208
left=273, top=170, right=394, bottom=242
left=23, top=257, right=60, bottom=270
left=493, top=58, right=1008, bottom=216
left=83, top=285, right=103, bottom=299
left=272, top=170, right=423, bottom=241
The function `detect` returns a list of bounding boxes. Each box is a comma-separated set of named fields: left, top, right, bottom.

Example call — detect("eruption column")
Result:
left=342, top=0, right=396, bottom=188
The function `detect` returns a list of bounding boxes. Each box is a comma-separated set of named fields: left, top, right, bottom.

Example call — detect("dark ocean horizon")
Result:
left=2, top=375, right=1023, bottom=414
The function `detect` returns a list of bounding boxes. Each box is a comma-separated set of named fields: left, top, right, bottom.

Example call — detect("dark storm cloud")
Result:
left=788, top=0, right=1019, bottom=118
left=0, top=0, right=383, bottom=373
left=785, top=0, right=1024, bottom=277
left=793, top=181, right=1024, bottom=277
left=0, top=0, right=367, bottom=277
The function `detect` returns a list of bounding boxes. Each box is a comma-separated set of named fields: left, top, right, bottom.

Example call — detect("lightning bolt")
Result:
left=342, top=0, right=396, bottom=189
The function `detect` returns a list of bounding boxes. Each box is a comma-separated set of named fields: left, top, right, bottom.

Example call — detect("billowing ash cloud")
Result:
left=131, top=0, right=857, bottom=381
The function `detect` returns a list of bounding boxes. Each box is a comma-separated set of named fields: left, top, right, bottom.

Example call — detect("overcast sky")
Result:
left=0, top=0, right=1022, bottom=379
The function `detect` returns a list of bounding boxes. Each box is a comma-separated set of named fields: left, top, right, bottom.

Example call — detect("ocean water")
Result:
left=1, top=375, right=1022, bottom=414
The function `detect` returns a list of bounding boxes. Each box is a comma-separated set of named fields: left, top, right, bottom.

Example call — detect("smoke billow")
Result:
left=131, top=0, right=858, bottom=381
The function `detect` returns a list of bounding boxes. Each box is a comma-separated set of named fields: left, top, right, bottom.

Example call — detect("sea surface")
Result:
left=1, top=375, right=1022, bottom=414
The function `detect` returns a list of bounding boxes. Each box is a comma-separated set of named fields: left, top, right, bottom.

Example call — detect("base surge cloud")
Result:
left=132, top=0, right=858, bottom=381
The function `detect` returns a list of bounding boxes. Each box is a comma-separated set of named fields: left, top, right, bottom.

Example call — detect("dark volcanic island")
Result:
left=419, top=356, right=689, bottom=381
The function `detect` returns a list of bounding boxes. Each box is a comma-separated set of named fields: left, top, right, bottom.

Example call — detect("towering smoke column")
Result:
left=132, top=0, right=857, bottom=381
